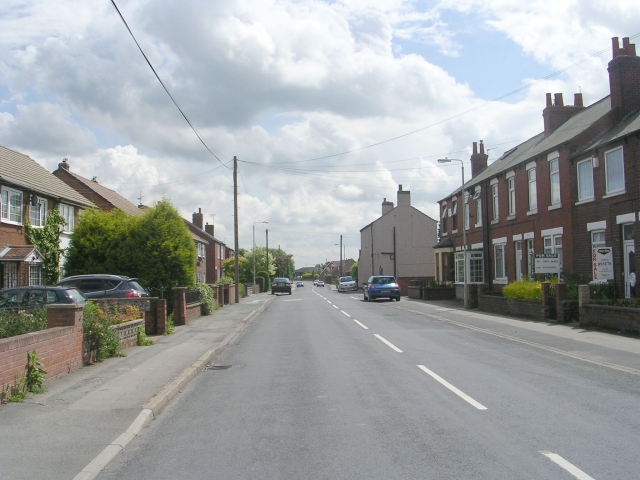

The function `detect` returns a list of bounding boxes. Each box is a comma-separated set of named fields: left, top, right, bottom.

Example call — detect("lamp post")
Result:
left=253, top=221, right=268, bottom=288
left=438, top=157, right=467, bottom=308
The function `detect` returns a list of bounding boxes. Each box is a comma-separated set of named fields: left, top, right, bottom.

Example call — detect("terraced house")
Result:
left=435, top=37, right=640, bottom=299
left=0, top=146, right=95, bottom=287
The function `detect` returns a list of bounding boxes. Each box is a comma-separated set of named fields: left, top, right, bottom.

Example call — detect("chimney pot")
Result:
left=546, top=93, right=552, bottom=107
left=472, top=142, right=478, bottom=155
left=554, top=93, right=564, bottom=106
left=58, top=158, right=70, bottom=171
left=612, top=37, right=620, bottom=58
left=399, top=184, right=402, bottom=191
left=91, top=176, right=98, bottom=183
left=479, top=140, right=485, bottom=154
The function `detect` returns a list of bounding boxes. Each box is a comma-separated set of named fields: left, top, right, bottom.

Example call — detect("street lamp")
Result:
left=253, top=221, right=268, bottom=288
left=438, top=157, right=468, bottom=308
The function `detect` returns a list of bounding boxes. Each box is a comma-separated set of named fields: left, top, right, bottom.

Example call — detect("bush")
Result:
left=502, top=279, right=542, bottom=300
left=0, top=309, right=47, bottom=339
left=82, top=302, right=133, bottom=361
left=193, top=283, right=218, bottom=315
left=165, top=312, right=175, bottom=335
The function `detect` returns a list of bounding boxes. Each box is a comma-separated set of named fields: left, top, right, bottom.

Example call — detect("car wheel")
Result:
left=396, top=297, right=401, bottom=302
left=289, top=291, right=292, bottom=295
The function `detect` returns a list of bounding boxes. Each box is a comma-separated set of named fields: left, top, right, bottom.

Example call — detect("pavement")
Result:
left=0, top=293, right=274, bottom=480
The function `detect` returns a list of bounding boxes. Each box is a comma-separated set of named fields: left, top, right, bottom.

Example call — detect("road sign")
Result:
left=592, top=247, right=614, bottom=281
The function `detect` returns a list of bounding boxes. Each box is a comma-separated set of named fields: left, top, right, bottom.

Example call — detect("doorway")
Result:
left=623, top=224, right=635, bottom=298
left=515, top=241, right=523, bottom=281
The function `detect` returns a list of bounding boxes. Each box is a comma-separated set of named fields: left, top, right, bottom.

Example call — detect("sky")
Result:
left=1, top=0, right=639, bottom=269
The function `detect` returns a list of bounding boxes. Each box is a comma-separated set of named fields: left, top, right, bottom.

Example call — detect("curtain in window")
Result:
left=606, top=148, right=624, bottom=193
left=577, top=160, right=594, bottom=200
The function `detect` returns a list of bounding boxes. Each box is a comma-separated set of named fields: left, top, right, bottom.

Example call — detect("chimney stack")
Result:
left=397, top=185, right=411, bottom=207
left=193, top=208, right=204, bottom=230
left=382, top=197, right=394, bottom=215
left=542, top=92, right=585, bottom=133
left=205, top=223, right=214, bottom=238
left=608, top=37, right=640, bottom=120
left=58, top=158, right=70, bottom=171
left=470, top=140, right=488, bottom=178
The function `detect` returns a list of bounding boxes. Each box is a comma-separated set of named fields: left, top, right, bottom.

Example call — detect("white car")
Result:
left=338, top=275, right=357, bottom=292
left=313, top=279, right=319, bottom=286
left=317, top=281, right=325, bottom=287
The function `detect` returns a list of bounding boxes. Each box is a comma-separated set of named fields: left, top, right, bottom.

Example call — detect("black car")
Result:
left=0, top=286, right=87, bottom=311
left=56, top=274, right=147, bottom=299
left=271, top=278, right=292, bottom=295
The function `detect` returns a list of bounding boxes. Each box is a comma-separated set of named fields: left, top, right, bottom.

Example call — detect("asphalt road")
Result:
left=99, top=284, right=640, bottom=479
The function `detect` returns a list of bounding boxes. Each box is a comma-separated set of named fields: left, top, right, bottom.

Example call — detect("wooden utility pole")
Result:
left=266, top=229, right=269, bottom=276
left=340, top=234, right=343, bottom=277
left=233, top=156, right=239, bottom=303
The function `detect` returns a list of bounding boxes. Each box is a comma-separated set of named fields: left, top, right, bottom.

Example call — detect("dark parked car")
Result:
left=56, top=274, right=147, bottom=299
left=363, top=276, right=401, bottom=302
left=271, top=278, right=292, bottom=295
left=0, top=286, right=87, bottom=311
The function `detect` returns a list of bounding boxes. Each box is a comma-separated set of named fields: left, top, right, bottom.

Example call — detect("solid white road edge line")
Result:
left=416, top=365, right=487, bottom=410
left=373, top=334, right=403, bottom=352
left=341, top=310, right=351, bottom=317
left=353, top=319, right=369, bottom=330
left=541, top=452, right=596, bottom=480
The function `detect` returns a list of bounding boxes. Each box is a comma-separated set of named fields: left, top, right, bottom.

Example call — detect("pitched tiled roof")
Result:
left=56, top=168, right=143, bottom=216
left=439, top=96, right=613, bottom=199
left=0, top=145, right=95, bottom=207
left=575, top=106, right=640, bottom=154
left=0, top=245, right=43, bottom=262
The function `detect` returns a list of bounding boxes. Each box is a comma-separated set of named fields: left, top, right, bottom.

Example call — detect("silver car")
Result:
left=338, top=275, right=357, bottom=292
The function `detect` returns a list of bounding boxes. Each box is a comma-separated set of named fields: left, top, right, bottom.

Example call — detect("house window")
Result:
left=527, top=167, right=537, bottom=211
left=508, top=177, right=515, bottom=216
left=491, top=184, right=499, bottom=220
left=1, top=187, right=23, bottom=224
left=494, top=244, right=506, bottom=281
left=577, top=158, right=594, bottom=201
left=455, top=252, right=465, bottom=283
left=544, top=234, right=563, bottom=271
left=592, top=230, right=606, bottom=246
left=526, top=238, right=535, bottom=277
left=605, top=147, right=624, bottom=194
left=2, top=262, right=18, bottom=288
left=30, top=264, right=43, bottom=286
left=441, top=206, right=448, bottom=233
left=469, top=252, right=484, bottom=283
left=549, top=159, right=560, bottom=205
left=59, top=204, right=74, bottom=233
left=473, top=190, right=482, bottom=227
left=30, top=198, right=48, bottom=227
left=464, top=193, right=470, bottom=230
left=451, top=201, right=458, bottom=230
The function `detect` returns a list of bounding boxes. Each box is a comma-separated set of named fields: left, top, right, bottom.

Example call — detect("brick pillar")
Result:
left=223, top=284, right=230, bottom=305
left=156, top=299, right=167, bottom=335
left=229, top=284, right=236, bottom=303
left=578, top=285, right=591, bottom=315
left=556, top=283, right=567, bottom=323
left=46, top=303, right=84, bottom=329
left=541, top=283, right=550, bottom=319
left=173, top=287, right=187, bottom=326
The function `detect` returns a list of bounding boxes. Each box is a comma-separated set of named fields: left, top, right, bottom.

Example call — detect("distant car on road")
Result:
left=363, top=276, right=400, bottom=302
left=316, top=281, right=325, bottom=287
left=338, top=275, right=357, bottom=292
left=271, top=278, right=292, bottom=295
left=296, top=281, right=304, bottom=287
left=56, top=274, right=147, bottom=299
left=313, top=279, right=319, bottom=286
left=0, top=286, right=87, bottom=311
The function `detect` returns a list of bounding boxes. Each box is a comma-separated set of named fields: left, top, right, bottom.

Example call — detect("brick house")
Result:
left=190, top=208, right=233, bottom=284
left=359, top=185, right=438, bottom=294
left=0, top=146, right=95, bottom=287
left=435, top=37, right=640, bottom=299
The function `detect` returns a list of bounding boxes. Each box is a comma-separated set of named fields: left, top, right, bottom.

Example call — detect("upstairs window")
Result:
left=1, top=187, right=23, bottom=224
left=491, top=183, right=499, bottom=220
left=508, top=177, right=516, bottom=216
left=527, top=167, right=537, bottom=211
left=494, top=244, right=506, bottom=281
left=464, top=193, right=470, bottom=230
left=29, top=197, right=48, bottom=227
left=577, top=158, right=594, bottom=201
left=605, top=147, right=624, bottom=194
left=59, top=204, right=74, bottom=233
left=549, top=159, right=560, bottom=205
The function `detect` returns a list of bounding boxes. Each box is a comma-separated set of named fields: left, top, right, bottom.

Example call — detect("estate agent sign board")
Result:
left=534, top=254, right=559, bottom=274
left=592, top=247, right=614, bottom=281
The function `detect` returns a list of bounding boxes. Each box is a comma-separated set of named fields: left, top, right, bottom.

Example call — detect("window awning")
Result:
left=0, top=245, right=44, bottom=263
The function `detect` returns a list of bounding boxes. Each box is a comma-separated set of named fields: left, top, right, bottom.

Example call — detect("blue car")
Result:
left=363, top=276, right=401, bottom=302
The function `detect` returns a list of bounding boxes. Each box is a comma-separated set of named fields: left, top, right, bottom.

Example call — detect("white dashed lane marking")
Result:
left=417, top=365, right=487, bottom=411
left=373, top=334, right=403, bottom=353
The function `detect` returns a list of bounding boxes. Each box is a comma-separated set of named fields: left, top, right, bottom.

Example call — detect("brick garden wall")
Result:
left=0, top=305, right=83, bottom=389
left=580, top=304, right=640, bottom=335
left=478, top=294, right=546, bottom=321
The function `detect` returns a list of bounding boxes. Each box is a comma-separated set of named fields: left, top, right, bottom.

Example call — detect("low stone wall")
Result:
left=91, top=298, right=166, bottom=335
left=478, top=294, right=546, bottom=321
left=186, top=302, right=202, bottom=322
left=110, top=319, right=144, bottom=349
left=408, top=286, right=421, bottom=299
left=0, top=304, right=84, bottom=389
left=580, top=304, right=640, bottom=334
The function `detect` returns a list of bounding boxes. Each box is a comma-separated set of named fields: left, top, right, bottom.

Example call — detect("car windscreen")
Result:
left=65, top=289, right=87, bottom=302
left=340, top=276, right=353, bottom=282
left=374, top=277, right=395, bottom=284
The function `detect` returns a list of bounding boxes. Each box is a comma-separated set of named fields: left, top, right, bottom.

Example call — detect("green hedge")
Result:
left=502, top=279, right=542, bottom=300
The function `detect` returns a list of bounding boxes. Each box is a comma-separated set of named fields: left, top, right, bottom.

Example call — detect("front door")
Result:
left=515, top=241, right=523, bottom=281
left=623, top=224, right=635, bottom=298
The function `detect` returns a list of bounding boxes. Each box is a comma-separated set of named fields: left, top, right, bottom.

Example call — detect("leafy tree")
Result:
left=272, top=249, right=295, bottom=278
left=221, top=256, right=252, bottom=283
left=24, top=207, right=67, bottom=284
left=64, top=200, right=196, bottom=298
left=350, top=261, right=358, bottom=284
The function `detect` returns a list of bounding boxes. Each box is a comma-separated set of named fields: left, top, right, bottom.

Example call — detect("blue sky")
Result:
left=1, top=0, right=639, bottom=267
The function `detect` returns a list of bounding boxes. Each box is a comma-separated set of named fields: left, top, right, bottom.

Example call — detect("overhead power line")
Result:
left=109, top=0, right=228, bottom=168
